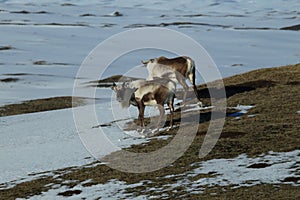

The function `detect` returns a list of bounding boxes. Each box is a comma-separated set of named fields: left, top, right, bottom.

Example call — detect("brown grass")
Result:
left=0, top=96, right=86, bottom=117
left=0, top=63, right=300, bottom=199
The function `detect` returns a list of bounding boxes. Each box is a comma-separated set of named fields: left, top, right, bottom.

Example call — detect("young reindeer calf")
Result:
left=112, top=78, right=176, bottom=135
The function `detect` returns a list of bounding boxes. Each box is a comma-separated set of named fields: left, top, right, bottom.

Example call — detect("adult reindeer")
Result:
left=142, top=56, right=202, bottom=106
left=112, top=78, right=176, bottom=134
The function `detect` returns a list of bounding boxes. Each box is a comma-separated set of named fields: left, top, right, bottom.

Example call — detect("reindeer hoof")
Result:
left=138, top=129, right=148, bottom=138
left=167, top=126, right=173, bottom=131
left=179, top=101, right=187, bottom=107
left=152, top=128, right=159, bottom=133
left=198, top=101, right=203, bottom=108
left=139, top=128, right=155, bottom=137
left=143, top=128, right=157, bottom=137
left=138, top=128, right=161, bottom=137
left=140, top=128, right=146, bottom=134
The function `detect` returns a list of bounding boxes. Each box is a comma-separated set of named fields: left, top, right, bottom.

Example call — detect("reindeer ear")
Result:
left=122, top=82, right=132, bottom=89
left=141, top=60, right=149, bottom=65
left=111, top=82, right=117, bottom=90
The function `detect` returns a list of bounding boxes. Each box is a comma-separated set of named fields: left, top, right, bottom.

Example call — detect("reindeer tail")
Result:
left=187, top=57, right=201, bottom=102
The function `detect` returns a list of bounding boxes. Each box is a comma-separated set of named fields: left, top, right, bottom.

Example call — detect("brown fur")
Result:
left=155, top=56, right=188, bottom=76
left=112, top=79, right=175, bottom=132
left=143, top=56, right=201, bottom=103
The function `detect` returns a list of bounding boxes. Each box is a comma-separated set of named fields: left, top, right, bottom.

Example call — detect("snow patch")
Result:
left=228, top=104, right=255, bottom=118
left=186, top=150, right=300, bottom=189
left=28, top=179, right=147, bottom=200
left=30, top=150, right=299, bottom=199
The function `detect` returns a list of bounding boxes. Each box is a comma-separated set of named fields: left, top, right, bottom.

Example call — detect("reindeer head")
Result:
left=141, top=58, right=154, bottom=66
left=111, top=82, right=137, bottom=108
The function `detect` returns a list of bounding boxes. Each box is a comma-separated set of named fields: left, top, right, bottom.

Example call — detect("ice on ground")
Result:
left=188, top=150, right=300, bottom=188
left=228, top=104, right=255, bottom=117
left=0, top=108, right=92, bottom=186
left=182, top=104, right=214, bottom=113
left=237, top=105, right=254, bottom=110
left=1, top=0, right=300, bottom=105
left=27, top=179, right=147, bottom=200
left=0, top=103, right=150, bottom=188
left=231, top=104, right=255, bottom=113
left=26, top=150, right=300, bottom=199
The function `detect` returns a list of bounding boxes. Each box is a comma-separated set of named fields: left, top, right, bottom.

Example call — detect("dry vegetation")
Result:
left=0, top=63, right=300, bottom=199
left=0, top=96, right=86, bottom=117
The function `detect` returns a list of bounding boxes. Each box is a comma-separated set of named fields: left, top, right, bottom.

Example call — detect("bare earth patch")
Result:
left=0, top=63, right=300, bottom=199
left=0, top=96, right=86, bottom=117
left=0, top=78, right=20, bottom=83
left=0, top=46, right=15, bottom=51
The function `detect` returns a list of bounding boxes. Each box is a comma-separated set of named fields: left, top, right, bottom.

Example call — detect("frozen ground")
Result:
left=0, top=107, right=92, bottom=187
left=0, top=0, right=300, bottom=105
left=0, top=0, right=300, bottom=198
left=0, top=102, right=157, bottom=188
left=24, top=150, right=300, bottom=199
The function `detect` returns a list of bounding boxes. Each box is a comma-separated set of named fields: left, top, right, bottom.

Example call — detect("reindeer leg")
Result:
left=137, top=102, right=145, bottom=132
left=177, top=77, right=189, bottom=105
left=152, top=104, right=165, bottom=133
left=188, top=69, right=202, bottom=107
left=167, top=99, right=174, bottom=130
left=192, top=84, right=202, bottom=107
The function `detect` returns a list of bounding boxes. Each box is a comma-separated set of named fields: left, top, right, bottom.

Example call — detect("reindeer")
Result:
left=112, top=78, right=176, bottom=134
left=142, top=56, right=202, bottom=106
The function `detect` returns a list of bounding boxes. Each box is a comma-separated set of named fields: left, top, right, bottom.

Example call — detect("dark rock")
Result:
left=247, top=163, right=272, bottom=169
